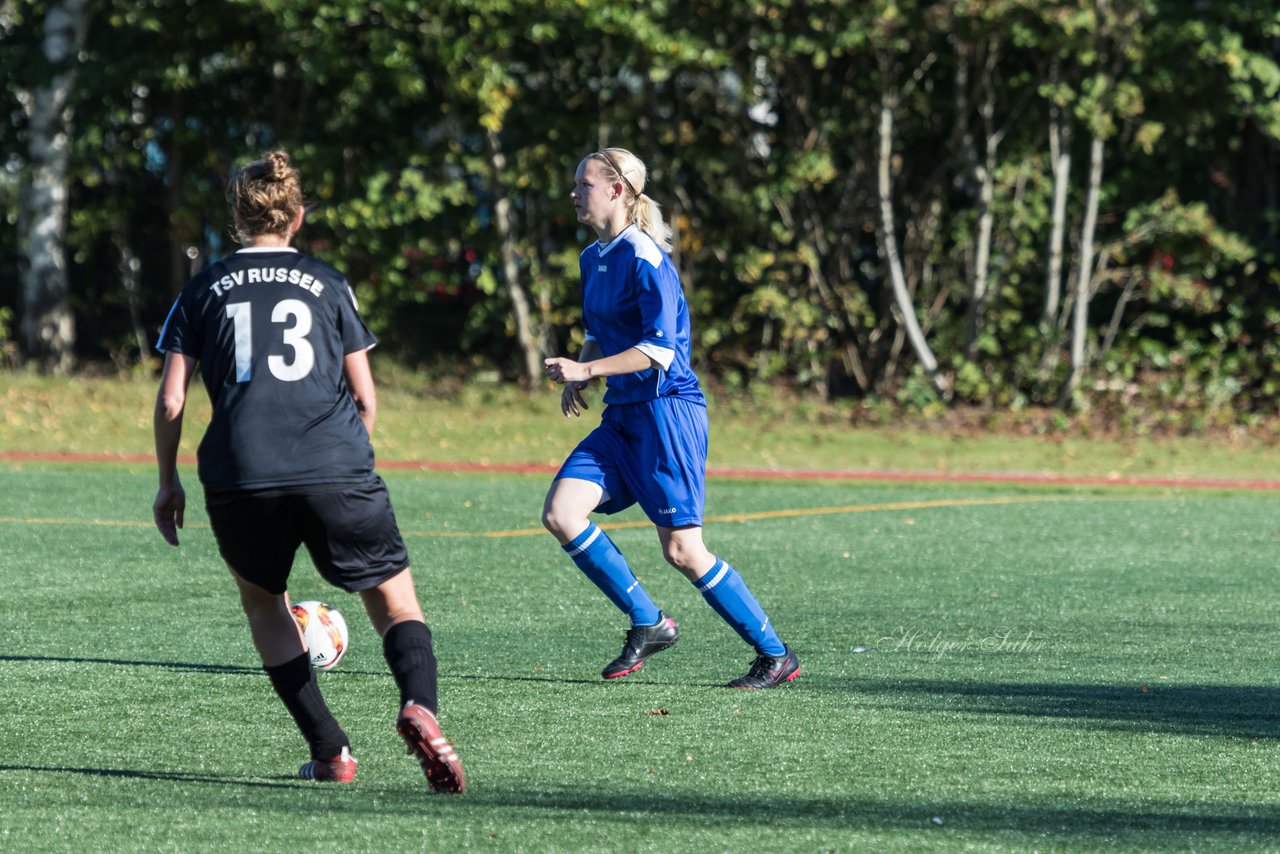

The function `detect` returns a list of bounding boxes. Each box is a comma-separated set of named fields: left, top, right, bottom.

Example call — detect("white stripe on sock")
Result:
left=566, top=525, right=602, bottom=557
left=697, top=560, right=729, bottom=591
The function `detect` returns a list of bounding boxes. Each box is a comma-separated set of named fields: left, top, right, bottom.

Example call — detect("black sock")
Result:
left=383, top=620, right=439, bottom=713
left=264, top=652, right=348, bottom=760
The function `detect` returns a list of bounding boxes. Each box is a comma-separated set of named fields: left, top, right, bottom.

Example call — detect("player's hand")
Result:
left=153, top=482, right=186, bottom=546
left=560, top=382, right=590, bottom=418
left=544, top=357, right=591, bottom=385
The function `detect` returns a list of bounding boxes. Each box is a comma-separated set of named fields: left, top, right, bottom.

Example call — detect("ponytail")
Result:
left=630, top=193, right=673, bottom=254
left=593, top=148, right=673, bottom=253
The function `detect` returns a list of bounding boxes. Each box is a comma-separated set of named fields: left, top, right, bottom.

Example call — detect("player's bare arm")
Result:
left=343, top=347, right=377, bottom=438
left=546, top=342, right=657, bottom=417
left=545, top=346, right=656, bottom=384
left=152, top=351, right=195, bottom=546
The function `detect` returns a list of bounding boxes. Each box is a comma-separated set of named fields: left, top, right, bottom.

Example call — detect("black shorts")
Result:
left=205, top=475, right=410, bottom=595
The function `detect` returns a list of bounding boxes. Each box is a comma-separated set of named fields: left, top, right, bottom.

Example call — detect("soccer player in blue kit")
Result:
left=151, top=150, right=465, bottom=791
left=543, top=148, right=800, bottom=689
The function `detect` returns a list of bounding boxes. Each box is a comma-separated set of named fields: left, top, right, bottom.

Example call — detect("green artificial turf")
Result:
left=2, top=464, right=1278, bottom=852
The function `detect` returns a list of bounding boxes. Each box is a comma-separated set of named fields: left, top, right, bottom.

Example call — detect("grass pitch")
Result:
left=2, top=463, right=1279, bottom=851
left=4, top=370, right=1280, bottom=480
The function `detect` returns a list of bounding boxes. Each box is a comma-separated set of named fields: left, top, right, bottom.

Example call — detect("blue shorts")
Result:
left=555, top=396, right=708, bottom=527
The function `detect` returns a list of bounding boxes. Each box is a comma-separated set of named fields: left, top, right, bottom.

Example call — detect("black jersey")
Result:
left=156, top=247, right=378, bottom=493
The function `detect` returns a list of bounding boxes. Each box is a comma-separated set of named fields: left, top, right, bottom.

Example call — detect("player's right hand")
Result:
left=561, top=382, right=589, bottom=418
left=153, top=482, right=186, bottom=546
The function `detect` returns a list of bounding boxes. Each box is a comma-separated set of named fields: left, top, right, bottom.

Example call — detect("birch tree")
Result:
left=17, top=0, right=88, bottom=372
left=487, top=127, right=542, bottom=387
left=1043, top=56, right=1073, bottom=327
left=1058, top=131, right=1104, bottom=407
left=875, top=47, right=947, bottom=399
left=1058, top=0, right=1141, bottom=408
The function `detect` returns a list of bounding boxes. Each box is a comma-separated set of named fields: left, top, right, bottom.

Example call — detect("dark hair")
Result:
left=226, top=150, right=302, bottom=243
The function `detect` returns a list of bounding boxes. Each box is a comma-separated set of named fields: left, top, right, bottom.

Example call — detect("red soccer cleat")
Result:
left=396, top=701, right=466, bottom=794
left=298, top=745, right=357, bottom=783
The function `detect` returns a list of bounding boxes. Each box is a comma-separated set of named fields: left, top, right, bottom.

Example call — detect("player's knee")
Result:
left=238, top=593, right=291, bottom=635
left=542, top=505, right=579, bottom=539
left=237, top=584, right=279, bottom=616
left=662, top=533, right=714, bottom=573
left=661, top=540, right=696, bottom=572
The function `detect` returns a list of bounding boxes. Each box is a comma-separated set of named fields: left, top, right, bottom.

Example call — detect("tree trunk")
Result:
left=1035, top=106, right=1073, bottom=387
left=486, top=129, right=542, bottom=386
left=964, top=126, right=998, bottom=361
left=1058, top=135, right=1105, bottom=408
left=1044, top=92, right=1072, bottom=325
left=876, top=88, right=947, bottom=400
left=954, top=46, right=997, bottom=363
left=18, top=0, right=89, bottom=373
left=116, top=231, right=150, bottom=363
left=959, top=41, right=1003, bottom=363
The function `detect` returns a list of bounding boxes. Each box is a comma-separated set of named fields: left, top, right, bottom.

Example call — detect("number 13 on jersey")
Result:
left=226, top=299, right=316, bottom=382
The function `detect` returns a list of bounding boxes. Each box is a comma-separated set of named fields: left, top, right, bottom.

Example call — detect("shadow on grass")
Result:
left=829, top=676, right=1280, bottom=740
left=8, top=761, right=1275, bottom=840
left=0, top=763, right=299, bottom=789
left=0, top=653, right=260, bottom=675
left=3, top=763, right=1276, bottom=839
left=0, top=654, right=613, bottom=685
left=453, top=672, right=601, bottom=686
left=450, top=672, right=751, bottom=688
left=459, top=788, right=1280, bottom=838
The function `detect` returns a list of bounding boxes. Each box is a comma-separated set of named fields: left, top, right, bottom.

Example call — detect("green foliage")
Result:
left=1, top=0, right=1277, bottom=416
left=0, top=306, right=15, bottom=367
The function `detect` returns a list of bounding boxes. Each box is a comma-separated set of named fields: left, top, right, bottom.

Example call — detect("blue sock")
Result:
left=563, top=523, right=662, bottom=626
left=693, top=558, right=786, bottom=657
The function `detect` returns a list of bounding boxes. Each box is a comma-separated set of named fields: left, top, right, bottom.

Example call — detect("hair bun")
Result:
left=265, top=150, right=292, bottom=182
left=228, top=149, right=303, bottom=243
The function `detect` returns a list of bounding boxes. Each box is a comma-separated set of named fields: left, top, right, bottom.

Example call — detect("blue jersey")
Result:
left=578, top=225, right=705, bottom=407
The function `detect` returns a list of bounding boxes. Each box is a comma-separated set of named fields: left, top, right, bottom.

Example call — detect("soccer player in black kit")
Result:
left=151, top=150, right=465, bottom=792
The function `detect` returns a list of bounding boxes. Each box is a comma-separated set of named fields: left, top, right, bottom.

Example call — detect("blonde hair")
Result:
left=590, top=148, right=672, bottom=252
left=227, top=150, right=303, bottom=243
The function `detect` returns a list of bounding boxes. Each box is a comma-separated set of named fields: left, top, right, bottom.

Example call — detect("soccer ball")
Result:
left=290, top=600, right=349, bottom=671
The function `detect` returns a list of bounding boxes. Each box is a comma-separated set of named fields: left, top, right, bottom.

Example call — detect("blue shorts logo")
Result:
left=657, top=507, right=677, bottom=514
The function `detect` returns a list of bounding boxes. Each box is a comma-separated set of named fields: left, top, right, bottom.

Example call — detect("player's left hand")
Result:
left=560, top=382, right=589, bottom=417
left=153, top=482, right=186, bottom=546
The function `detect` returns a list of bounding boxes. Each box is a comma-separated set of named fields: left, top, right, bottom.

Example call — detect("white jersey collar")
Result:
left=597, top=224, right=638, bottom=258
left=236, top=246, right=299, bottom=254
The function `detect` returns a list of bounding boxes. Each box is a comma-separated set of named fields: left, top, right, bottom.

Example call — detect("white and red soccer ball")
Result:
left=290, top=600, right=349, bottom=671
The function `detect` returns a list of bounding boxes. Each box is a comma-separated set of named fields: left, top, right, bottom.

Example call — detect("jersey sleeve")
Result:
left=335, top=280, right=378, bottom=354
left=632, top=257, right=677, bottom=368
left=155, top=289, right=200, bottom=357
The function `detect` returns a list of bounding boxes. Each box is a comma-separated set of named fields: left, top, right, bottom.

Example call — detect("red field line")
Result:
left=1, top=451, right=174, bottom=465
left=3, top=450, right=1279, bottom=491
